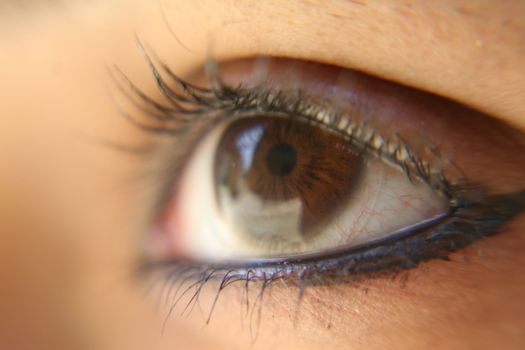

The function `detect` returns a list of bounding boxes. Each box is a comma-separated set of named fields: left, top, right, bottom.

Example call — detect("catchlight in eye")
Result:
left=156, top=111, right=450, bottom=263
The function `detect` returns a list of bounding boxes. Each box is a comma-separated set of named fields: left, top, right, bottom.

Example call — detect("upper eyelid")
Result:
left=113, top=54, right=457, bottom=204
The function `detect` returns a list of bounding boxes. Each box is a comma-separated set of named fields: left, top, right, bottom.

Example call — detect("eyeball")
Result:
left=156, top=114, right=449, bottom=263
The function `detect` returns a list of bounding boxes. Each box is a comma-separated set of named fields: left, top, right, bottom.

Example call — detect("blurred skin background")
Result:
left=1, top=1, right=525, bottom=349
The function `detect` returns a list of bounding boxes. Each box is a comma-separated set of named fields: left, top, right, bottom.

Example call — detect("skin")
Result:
left=0, top=1, right=524, bottom=349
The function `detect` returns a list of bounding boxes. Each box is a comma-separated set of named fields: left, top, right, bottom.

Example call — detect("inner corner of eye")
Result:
left=151, top=109, right=450, bottom=264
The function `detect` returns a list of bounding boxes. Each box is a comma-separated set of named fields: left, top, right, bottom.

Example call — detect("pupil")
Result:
left=265, top=143, right=297, bottom=176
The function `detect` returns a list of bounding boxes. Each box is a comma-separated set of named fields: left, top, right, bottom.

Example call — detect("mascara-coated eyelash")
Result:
left=114, top=54, right=455, bottom=198
left=112, top=51, right=525, bottom=289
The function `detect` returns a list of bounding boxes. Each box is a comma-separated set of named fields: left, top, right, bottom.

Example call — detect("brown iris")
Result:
left=214, top=116, right=363, bottom=243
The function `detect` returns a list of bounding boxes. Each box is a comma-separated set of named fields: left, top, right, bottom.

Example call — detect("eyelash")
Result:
left=115, top=54, right=457, bottom=197
left=113, top=49, right=525, bottom=324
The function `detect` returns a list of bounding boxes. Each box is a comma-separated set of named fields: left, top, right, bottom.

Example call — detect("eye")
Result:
left=166, top=113, right=449, bottom=262
left=138, top=55, right=463, bottom=270
left=119, top=55, right=523, bottom=282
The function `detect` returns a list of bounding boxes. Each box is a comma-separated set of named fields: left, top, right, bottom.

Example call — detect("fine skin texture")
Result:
left=0, top=1, right=525, bottom=350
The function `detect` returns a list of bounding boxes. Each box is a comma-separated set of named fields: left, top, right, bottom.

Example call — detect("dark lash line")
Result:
left=115, top=50, right=525, bottom=327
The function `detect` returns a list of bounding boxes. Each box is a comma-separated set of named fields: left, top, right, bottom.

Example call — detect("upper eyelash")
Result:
left=112, top=50, right=459, bottom=203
